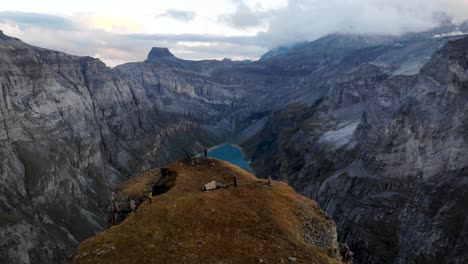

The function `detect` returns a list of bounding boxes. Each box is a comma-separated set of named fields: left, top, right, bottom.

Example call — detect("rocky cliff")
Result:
left=0, top=32, right=243, bottom=263
left=243, top=36, right=468, bottom=263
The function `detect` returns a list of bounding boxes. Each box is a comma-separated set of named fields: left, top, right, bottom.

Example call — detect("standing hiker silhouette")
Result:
left=148, top=191, right=153, bottom=204
left=130, top=199, right=136, bottom=212
left=233, top=175, right=238, bottom=188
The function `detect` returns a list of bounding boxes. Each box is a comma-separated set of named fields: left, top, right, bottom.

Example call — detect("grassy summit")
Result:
left=71, top=158, right=349, bottom=264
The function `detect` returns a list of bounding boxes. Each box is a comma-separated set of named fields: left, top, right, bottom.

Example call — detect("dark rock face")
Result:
left=107, top=168, right=177, bottom=227
left=1, top=27, right=468, bottom=264
left=147, top=47, right=175, bottom=60
left=244, top=36, right=468, bottom=263
left=151, top=168, right=177, bottom=195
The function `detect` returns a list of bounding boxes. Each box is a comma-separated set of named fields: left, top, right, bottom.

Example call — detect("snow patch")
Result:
left=392, top=61, right=427, bottom=76
left=318, top=122, right=359, bottom=151
left=433, top=30, right=468, bottom=38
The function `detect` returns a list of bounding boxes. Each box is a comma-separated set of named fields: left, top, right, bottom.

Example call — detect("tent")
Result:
left=203, top=181, right=226, bottom=191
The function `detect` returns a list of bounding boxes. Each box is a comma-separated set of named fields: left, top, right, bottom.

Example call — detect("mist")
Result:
left=1, top=0, right=468, bottom=65
left=251, top=0, right=468, bottom=46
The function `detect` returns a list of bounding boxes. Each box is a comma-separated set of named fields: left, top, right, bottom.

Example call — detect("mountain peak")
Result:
left=0, top=30, right=18, bottom=41
left=147, top=47, right=175, bottom=60
left=0, top=30, right=9, bottom=41
left=421, top=36, right=468, bottom=84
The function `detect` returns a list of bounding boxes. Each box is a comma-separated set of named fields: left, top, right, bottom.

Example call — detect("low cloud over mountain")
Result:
left=1, top=0, right=467, bottom=66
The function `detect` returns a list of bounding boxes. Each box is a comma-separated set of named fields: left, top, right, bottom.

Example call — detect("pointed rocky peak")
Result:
left=0, top=30, right=7, bottom=40
left=0, top=30, right=18, bottom=41
left=147, top=47, right=175, bottom=61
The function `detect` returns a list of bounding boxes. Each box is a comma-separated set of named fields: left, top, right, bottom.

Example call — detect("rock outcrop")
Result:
left=107, top=167, right=177, bottom=227
left=71, top=158, right=351, bottom=264
left=147, top=47, right=175, bottom=60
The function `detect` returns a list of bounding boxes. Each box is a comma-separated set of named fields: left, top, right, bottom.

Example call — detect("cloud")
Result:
left=76, top=14, right=142, bottom=34
left=126, top=33, right=258, bottom=46
left=257, top=0, right=468, bottom=47
left=220, top=1, right=265, bottom=29
left=2, top=1, right=468, bottom=66
left=0, top=13, right=263, bottom=67
left=157, top=9, right=196, bottom=22
left=0, top=11, right=76, bottom=31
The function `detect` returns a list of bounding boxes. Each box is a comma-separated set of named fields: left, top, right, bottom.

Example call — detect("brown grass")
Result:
left=116, top=169, right=161, bottom=198
left=71, top=158, right=340, bottom=264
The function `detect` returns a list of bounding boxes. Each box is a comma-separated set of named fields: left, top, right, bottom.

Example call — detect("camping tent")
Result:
left=203, top=181, right=226, bottom=191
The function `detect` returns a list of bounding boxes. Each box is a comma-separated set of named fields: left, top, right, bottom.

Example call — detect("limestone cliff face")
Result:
left=244, top=37, right=468, bottom=263
left=0, top=32, right=239, bottom=263
left=0, top=34, right=115, bottom=263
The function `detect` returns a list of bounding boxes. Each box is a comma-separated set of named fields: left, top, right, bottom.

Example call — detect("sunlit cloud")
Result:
left=77, top=14, right=142, bottom=34
left=1, top=0, right=468, bottom=66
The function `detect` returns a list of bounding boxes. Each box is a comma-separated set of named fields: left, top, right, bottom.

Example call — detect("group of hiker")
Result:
left=205, top=148, right=241, bottom=190
left=118, top=148, right=243, bottom=214
left=122, top=192, right=152, bottom=215
left=127, top=191, right=152, bottom=214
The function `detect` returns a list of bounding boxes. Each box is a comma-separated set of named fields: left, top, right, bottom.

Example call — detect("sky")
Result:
left=1, top=0, right=468, bottom=66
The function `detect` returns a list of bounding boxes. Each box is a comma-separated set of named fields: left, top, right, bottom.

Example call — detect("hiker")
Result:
left=204, top=149, right=208, bottom=158
left=130, top=199, right=136, bottom=212
left=233, top=175, right=238, bottom=188
left=148, top=191, right=153, bottom=204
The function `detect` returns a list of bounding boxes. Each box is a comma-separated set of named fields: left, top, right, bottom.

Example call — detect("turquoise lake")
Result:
left=208, top=144, right=251, bottom=172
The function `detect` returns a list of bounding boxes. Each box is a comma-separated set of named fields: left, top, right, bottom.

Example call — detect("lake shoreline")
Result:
left=204, top=143, right=254, bottom=173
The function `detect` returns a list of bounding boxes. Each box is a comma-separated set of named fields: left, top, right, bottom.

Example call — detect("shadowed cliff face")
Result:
left=244, top=36, right=468, bottom=263
left=0, top=27, right=467, bottom=264
left=0, top=34, right=245, bottom=263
